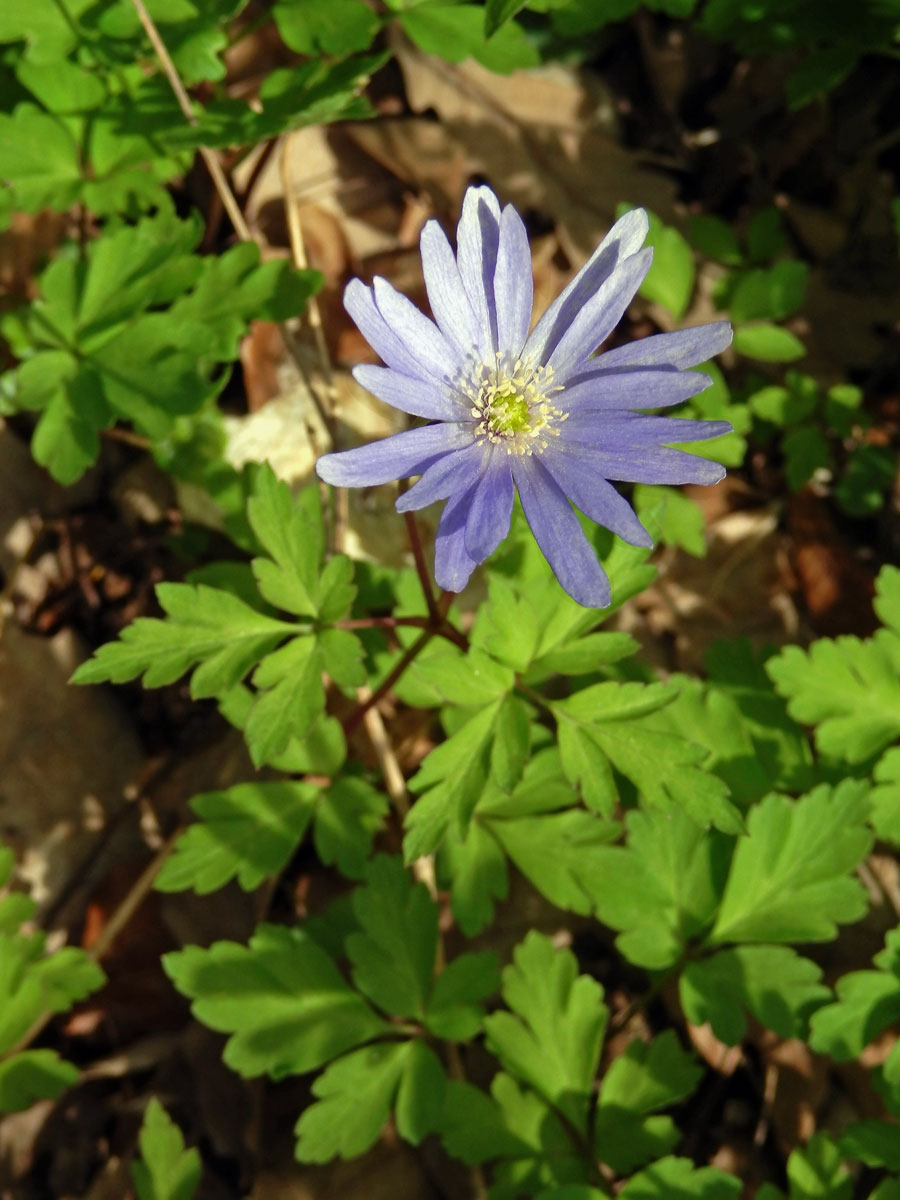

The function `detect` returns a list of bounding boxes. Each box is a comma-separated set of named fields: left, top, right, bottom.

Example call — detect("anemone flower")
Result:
left=316, top=186, right=732, bottom=607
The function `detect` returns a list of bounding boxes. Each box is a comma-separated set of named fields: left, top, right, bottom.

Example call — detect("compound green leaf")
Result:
left=131, top=1099, right=201, bottom=1200
left=872, top=748, right=900, bottom=845
left=709, top=782, right=871, bottom=945
left=680, top=945, right=829, bottom=1044
left=595, top=1032, right=701, bottom=1174
left=71, top=583, right=293, bottom=693
left=312, top=778, right=389, bottom=880
left=619, top=1156, right=741, bottom=1199
left=163, top=925, right=389, bottom=1079
left=247, top=471, right=322, bottom=617
left=347, top=856, right=438, bottom=1020
left=0, top=1050, right=80, bottom=1115
left=809, top=927, right=900, bottom=1082
left=577, top=806, right=729, bottom=970
left=484, top=932, right=607, bottom=1134
left=274, top=0, right=380, bottom=54
left=399, top=3, right=539, bottom=73
left=425, top=951, right=500, bottom=1040
left=155, top=781, right=319, bottom=894
left=294, top=1040, right=444, bottom=1163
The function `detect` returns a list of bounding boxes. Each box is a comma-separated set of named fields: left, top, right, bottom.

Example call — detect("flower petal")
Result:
left=523, top=208, right=649, bottom=367
left=598, top=321, right=733, bottom=370
left=353, top=364, right=467, bottom=421
left=344, top=279, right=427, bottom=378
left=456, top=185, right=502, bottom=356
left=420, top=219, right=481, bottom=361
left=545, top=248, right=653, bottom=379
left=464, top=453, right=515, bottom=561
left=561, top=412, right=732, bottom=448
left=434, top=487, right=480, bottom=593
left=511, top=456, right=611, bottom=608
left=494, top=204, right=533, bottom=358
left=561, top=367, right=713, bottom=412
left=577, top=446, right=726, bottom=485
left=539, top=446, right=652, bottom=548
left=316, top=423, right=471, bottom=488
left=396, top=441, right=486, bottom=512
left=373, top=276, right=461, bottom=381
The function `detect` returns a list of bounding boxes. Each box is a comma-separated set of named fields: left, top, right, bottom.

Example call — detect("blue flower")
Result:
left=316, top=186, right=732, bottom=607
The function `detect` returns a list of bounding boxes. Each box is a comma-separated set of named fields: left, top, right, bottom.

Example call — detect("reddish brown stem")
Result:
left=404, top=511, right=441, bottom=625
left=343, top=629, right=433, bottom=736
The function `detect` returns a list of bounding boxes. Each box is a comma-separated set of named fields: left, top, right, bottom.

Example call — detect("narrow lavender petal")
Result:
left=511, top=456, right=611, bottom=608
left=315, top=424, right=471, bottom=488
left=456, top=186, right=502, bottom=356
left=344, top=279, right=428, bottom=378
left=494, top=205, right=533, bottom=358
left=434, top=487, right=480, bottom=593
left=353, top=364, right=467, bottom=421
left=561, top=412, right=732, bottom=448
left=545, top=248, right=653, bottom=379
left=373, top=277, right=461, bottom=382
left=396, top=441, right=486, bottom=512
left=523, top=208, right=649, bottom=367
left=539, top=447, right=652, bottom=548
left=561, top=367, right=713, bottom=412
left=581, top=447, right=726, bottom=485
left=464, top=453, right=515, bottom=562
left=598, top=321, right=733, bottom=370
left=420, top=219, right=482, bottom=361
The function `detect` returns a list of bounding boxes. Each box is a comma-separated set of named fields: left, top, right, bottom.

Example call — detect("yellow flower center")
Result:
left=460, top=354, right=567, bottom=456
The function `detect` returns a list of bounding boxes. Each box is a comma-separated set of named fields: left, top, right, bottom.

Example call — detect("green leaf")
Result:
left=680, top=945, right=829, bottom=1044
left=154, top=782, right=319, bottom=894
left=347, top=856, right=438, bottom=1020
left=595, top=1033, right=702, bottom=1174
left=629, top=207, right=696, bottom=319
left=0, top=105, right=84, bottom=213
left=163, top=925, right=389, bottom=1079
left=835, top=444, right=896, bottom=518
left=71, top=582, right=293, bottom=694
left=839, top=1120, right=900, bottom=1170
left=578, top=806, right=728, bottom=969
left=688, top=215, right=744, bottom=266
left=399, top=4, right=539, bottom=73
left=749, top=383, right=818, bottom=427
left=440, top=819, right=509, bottom=936
left=273, top=0, right=380, bottom=54
left=312, top=778, right=389, bottom=880
left=729, top=260, right=808, bottom=323
left=294, top=1041, right=445, bottom=1163
left=491, top=808, right=619, bottom=916
left=404, top=700, right=501, bottom=859
left=745, top=207, right=788, bottom=264
left=554, top=682, right=741, bottom=833
left=247, top=471, right=322, bottom=617
left=732, top=323, right=806, bottom=362
left=425, top=951, right=500, bottom=1040
left=634, top=484, right=707, bottom=557
left=782, top=425, right=831, bottom=490
left=809, top=927, right=900, bottom=1083
left=407, top=647, right=514, bottom=708
left=0, top=1050, right=80, bottom=1114
left=245, top=635, right=323, bottom=765
left=131, top=1099, right=201, bottom=1200
left=779, top=1133, right=852, bottom=1200
left=619, top=1157, right=741, bottom=1199
left=528, top=631, right=639, bottom=679
left=709, top=781, right=871, bottom=945
left=767, top=570, right=900, bottom=763
left=484, top=931, right=607, bottom=1134
left=0, top=937, right=106, bottom=1054
left=442, top=1073, right=590, bottom=1194
left=872, top=748, right=900, bottom=845
left=485, top=0, right=527, bottom=36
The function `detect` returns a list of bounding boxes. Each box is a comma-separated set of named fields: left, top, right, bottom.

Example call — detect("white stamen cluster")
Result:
left=459, top=353, right=567, bottom=456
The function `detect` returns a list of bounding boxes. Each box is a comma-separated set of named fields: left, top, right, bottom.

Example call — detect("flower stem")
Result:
left=404, top=511, right=442, bottom=626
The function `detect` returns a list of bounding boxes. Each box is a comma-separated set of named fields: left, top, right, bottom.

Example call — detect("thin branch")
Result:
left=130, top=0, right=252, bottom=242
left=404, top=511, right=442, bottom=626
left=342, top=628, right=432, bottom=736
